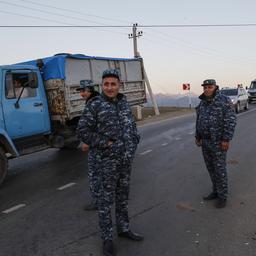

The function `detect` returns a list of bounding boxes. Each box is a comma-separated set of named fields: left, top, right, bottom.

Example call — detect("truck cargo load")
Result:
left=21, top=53, right=147, bottom=124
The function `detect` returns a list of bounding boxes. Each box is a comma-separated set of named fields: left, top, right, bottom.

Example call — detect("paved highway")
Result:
left=1, top=105, right=256, bottom=256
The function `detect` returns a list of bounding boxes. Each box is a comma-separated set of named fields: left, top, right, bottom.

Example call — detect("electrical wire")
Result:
left=1, top=24, right=256, bottom=28
left=0, top=1, right=112, bottom=26
left=142, top=28, right=256, bottom=65
left=141, top=33, right=256, bottom=66
left=17, top=0, right=131, bottom=24
left=0, top=10, right=127, bottom=35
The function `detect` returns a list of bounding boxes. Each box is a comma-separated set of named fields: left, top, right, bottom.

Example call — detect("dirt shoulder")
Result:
left=132, top=106, right=195, bottom=126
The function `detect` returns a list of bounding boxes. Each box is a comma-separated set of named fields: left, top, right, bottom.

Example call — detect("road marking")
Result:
left=175, top=137, right=181, bottom=141
left=161, top=143, right=168, bottom=146
left=237, top=107, right=256, bottom=116
left=140, top=149, right=153, bottom=155
left=2, top=204, right=26, bottom=214
left=57, top=182, right=76, bottom=191
left=187, top=131, right=194, bottom=135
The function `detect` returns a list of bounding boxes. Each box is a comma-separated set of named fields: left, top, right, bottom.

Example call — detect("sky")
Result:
left=0, top=0, right=256, bottom=95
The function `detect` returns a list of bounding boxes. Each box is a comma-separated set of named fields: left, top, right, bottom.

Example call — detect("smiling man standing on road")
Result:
left=195, top=79, right=236, bottom=208
left=77, top=69, right=143, bottom=256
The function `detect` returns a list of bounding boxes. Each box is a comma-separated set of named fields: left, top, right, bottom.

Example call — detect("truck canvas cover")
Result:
left=19, top=54, right=146, bottom=122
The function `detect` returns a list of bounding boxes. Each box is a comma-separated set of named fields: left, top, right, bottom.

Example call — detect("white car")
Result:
left=247, top=79, right=256, bottom=103
left=220, top=87, right=249, bottom=113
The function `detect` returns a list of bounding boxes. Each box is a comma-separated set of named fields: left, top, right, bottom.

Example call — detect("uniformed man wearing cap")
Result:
left=77, top=79, right=99, bottom=103
left=77, top=69, right=143, bottom=256
left=77, top=80, right=100, bottom=210
left=195, top=79, right=236, bottom=208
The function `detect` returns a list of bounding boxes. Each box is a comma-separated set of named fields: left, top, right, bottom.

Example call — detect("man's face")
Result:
left=203, top=85, right=217, bottom=97
left=13, top=80, right=21, bottom=88
left=102, top=76, right=120, bottom=99
left=80, top=90, right=91, bottom=100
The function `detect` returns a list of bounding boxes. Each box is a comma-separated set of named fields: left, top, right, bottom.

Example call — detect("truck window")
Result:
left=5, top=72, right=37, bottom=99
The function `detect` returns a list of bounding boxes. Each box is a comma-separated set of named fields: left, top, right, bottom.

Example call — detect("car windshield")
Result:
left=249, top=82, right=256, bottom=89
left=221, top=89, right=238, bottom=96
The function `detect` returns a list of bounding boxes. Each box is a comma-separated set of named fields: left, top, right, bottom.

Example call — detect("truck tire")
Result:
left=0, top=148, right=8, bottom=186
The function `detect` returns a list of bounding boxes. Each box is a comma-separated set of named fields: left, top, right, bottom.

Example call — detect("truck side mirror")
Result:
left=246, top=86, right=248, bottom=90
left=27, top=72, right=38, bottom=89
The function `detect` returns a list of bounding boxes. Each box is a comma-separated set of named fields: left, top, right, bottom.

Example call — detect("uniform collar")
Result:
left=199, top=89, right=220, bottom=102
left=86, top=91, right=100, bottom=103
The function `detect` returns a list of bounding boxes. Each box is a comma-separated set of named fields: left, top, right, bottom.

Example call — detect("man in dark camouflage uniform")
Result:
left=195, top=79, right=236, bottom=208
left=77, top=69, right=143, bottom=256
left=76, top=79, right=100, bottom=211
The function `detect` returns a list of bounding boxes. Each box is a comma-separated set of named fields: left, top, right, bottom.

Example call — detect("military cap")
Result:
left=102, top=69, right=120, bottom=80
left=76, top=79, right=94, bottom=91
left=201, top=79, right=217, bottom=86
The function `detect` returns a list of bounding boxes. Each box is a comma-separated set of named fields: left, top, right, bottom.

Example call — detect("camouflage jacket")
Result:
left=196, top=90, right=236, bottom=142
left=85, top=91, right=100, bottom=104
left=77, top=93, right=140, bottom=161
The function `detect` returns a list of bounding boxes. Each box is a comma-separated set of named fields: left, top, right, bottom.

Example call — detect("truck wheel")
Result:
left=0, top=148, right=8, bottom=186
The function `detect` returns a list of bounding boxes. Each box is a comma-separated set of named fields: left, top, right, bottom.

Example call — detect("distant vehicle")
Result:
left=247, top=79, right=256, bottom=103
left=220, top=87, right=249, bottom=113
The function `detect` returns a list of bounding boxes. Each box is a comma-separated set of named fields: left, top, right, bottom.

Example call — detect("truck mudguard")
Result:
left=0, top=128, right=19, bottom=157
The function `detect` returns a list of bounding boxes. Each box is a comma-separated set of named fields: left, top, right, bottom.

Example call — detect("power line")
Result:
left=1, top=24, right=256, bottom=28
left=141, top=33, right=256, bottom=66
left=144, top=28, right=256, bottom=64
left=0, top=10, right=75, bottom=26
left=0, top=1, right=130, bottom=35
left=0, top=25, right=131, bottom=28
left=141, top=24, right=256, bottom=27
left=0, top=10, right=127, bottom=35
left=17, top=0, right=131, bottom=24
left=0, top=1, right=115, bottom=26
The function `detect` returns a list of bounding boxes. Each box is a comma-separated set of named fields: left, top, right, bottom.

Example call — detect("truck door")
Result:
left=2, top=70, right=50, bottom=139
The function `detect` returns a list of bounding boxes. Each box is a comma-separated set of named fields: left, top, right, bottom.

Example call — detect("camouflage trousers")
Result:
left=88, top=152, right=100, bottom=206
left=202, top=140, right=228, bottom=200
left=89, top=153, right=131, bottom=241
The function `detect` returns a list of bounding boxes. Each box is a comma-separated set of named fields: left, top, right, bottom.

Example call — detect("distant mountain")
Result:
left=145, top=93, right=200, bottom=108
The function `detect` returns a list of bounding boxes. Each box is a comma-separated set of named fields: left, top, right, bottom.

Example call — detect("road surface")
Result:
left=1, top=105, right=256, bottom=256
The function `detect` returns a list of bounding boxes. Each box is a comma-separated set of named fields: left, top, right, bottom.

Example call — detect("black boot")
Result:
left=83, top=202, right=97, bottom=211
left=215, top=198, right=227, bottom=208
left=118, top=230, right=144, bottom=241
left=103, top=240, right=115, bottom=256
left=203, top=192, right=218, bottom=201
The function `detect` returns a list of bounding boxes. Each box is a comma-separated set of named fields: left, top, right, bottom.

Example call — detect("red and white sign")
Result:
left=183, top=83, right=190, bottom=90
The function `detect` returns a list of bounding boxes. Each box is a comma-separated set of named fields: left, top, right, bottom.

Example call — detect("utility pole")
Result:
left=188, top=88, right=192, bottom=108
left=129, top=24, right=143, bottom=120
left=128, top=23, right=160, bottom=119
left=128, top=23, right=143, bottom=57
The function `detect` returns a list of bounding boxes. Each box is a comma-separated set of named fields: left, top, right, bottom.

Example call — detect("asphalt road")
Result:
left=1, top=105, right=256, bottom=256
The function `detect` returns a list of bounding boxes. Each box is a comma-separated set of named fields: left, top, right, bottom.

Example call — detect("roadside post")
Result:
left=183, top=83, right=191, bottom=108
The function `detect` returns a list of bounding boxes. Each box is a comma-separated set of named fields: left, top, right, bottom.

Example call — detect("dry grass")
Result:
left=132, top=106, right=195, bottom=125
